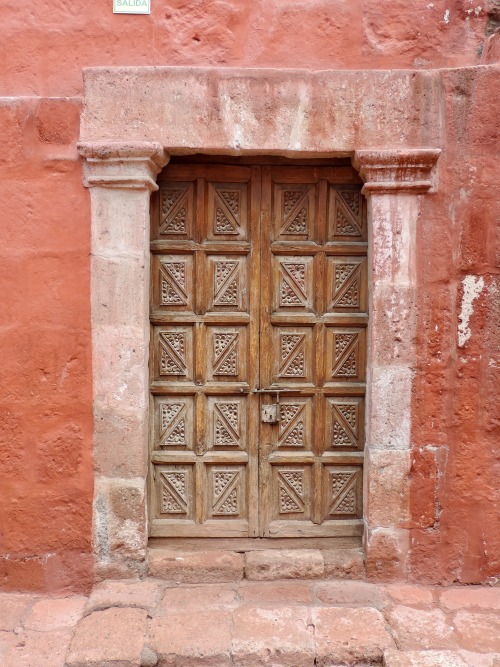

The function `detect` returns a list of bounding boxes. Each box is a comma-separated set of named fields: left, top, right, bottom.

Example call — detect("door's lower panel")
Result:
left=151, top=456, right=257, bottom=538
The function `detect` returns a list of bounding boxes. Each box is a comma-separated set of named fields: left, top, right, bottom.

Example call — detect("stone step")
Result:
left=147, top=546, right=365, bottom=583
left=2, top=579, right=499, bottom=667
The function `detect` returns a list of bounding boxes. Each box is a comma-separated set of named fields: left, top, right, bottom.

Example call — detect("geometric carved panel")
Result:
left=274, top=185, right=315, bottom=241
left=206, top=396, right=246, bottom=450
left=277, top=398, right=312, bottom=450
left=206, top=466, right=246, bottom=520
left=326, top=327, right=366, bottom=382
left=275, top=328, right=313, bottom=382
left=207, top=255, right=248, bottom=312
left=157, top=254, right=194, bottom=311
left=326, top=397, right=364, bottom=450
left=206, top=326, right=247, bottom=383
left=157, top=464, right=194, bottom=520
left=328, top=188, right=366, bottom=242
left=207, top=183, right=248, bottom=241
left=156, top=397, right=194, bottom=449
left=272, top=465, right=312, bottom=521
left=326, top=256, right=367, bottom=312
left=159, top=182, right=194, bottom=239
left=324, top=466, right=362, bottom=519
left=156, top=326, right=194, bottom=382
left=276, top=256, right=313, bottom=311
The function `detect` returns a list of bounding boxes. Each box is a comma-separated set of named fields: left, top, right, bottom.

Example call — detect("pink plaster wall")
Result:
left=1, top=0, right=498, bottom=96
left=0, top=0, right=499, bottom=592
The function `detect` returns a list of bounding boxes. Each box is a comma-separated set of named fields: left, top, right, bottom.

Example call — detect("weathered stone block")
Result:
left=440, top=587, right=500, bottom=612
left=368, top=366, right=413, bottom=451
left=148, top=611, right=232, bottom=666
left=384, top=649, right=469, bottom=666
left=148, top=549, right=244, bottom=583
left=365, top=528, right=409, bottom=581
left=159, top=583, right=238, bottom=611
left=231, top=606, right=315, bottom=666
left=322, top=548, right=365, bottom=579
left=66, top=608, right=148, bottom=667
left=0, top=594, right=34, bottom=631
left=454, top=611, right=500, bottom=653
left=315, top=580, right=388, bottom=608
left=245, top=549, right=324, bottom=580
left=366, top=450, right=411, bottom=528
left=313, top=606, right=395, bottom=665
left=385, top=583, right=435, bottom=607
left=239, top=580, right=314, bottom=606
left=387, top=606, right=458, bottom=650
left=86, top=578, right=161, bottom=614
left=24, top=596, right=86, bottom=631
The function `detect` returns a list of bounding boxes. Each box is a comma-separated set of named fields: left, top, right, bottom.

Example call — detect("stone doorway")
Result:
left=77, top=66, right=440, bottom=581
left=149, top=160, right=368, bottom=541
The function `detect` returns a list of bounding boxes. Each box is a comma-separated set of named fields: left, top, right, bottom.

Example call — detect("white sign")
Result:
left=113, top=0, right=150, bottom=14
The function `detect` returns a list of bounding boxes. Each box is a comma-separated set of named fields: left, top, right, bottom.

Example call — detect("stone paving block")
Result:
left=315, top=580, right=388, bottom=608
left=85, top=578, right=161, bottom=614
left=454, top=611, right=500, bottom=653
left=322, top=548, right=365, bottom=579
left=440, top=587, right=500, bottom=612
left=24, top=596, right=86, bottom=631
left=459, top=650, right=500, bottom=667
left=231, top=606, right=315, bottom=666
left=245, top=549, right=324, bottom=581
left=66, top=607, right=149, bottom=667
left=384, top=649, right=469, bottom=666
left=313, top=606, right=395, bottom=665
left=3, top=629, right=73, bottom=667
left=387, top=605, right=458, bottom=650
left=385, top=584, right=434, bottom=607
left=149, top=610, right=232, bottom=666
left=239, top=580, right=314, bottom=606
left=0, top=632, right=17, bottom=663
left=0, top=594, right=35, bottom=631
left=159, top=583, right=238, bottom=612
left=148, top=549, right=244, bottom=583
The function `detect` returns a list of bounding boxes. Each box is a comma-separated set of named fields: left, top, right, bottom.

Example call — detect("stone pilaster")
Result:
left=353, top=149, right=441, bottom=580
left=78, top=141, right=169, bottom=579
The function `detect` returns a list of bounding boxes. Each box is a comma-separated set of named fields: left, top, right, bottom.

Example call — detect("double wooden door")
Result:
left=149, top=163, right=367, bottom=539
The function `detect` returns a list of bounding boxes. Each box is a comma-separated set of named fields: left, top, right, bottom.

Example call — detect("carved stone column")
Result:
left=78, top=142, right=169, bottom=579
left=353, top=149, right=441, bottom=580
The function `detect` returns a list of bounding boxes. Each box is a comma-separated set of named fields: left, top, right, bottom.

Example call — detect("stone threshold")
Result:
left=147, top=545, right=365, bottom=582
left=1, top=578, right=499, bottom=666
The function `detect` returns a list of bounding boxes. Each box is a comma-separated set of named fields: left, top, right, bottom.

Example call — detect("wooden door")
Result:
left=258, top=166, right=367, bottom=537
left=149, top=162, right=367, bottom=540
left=149, top=165, right=261, bottom=537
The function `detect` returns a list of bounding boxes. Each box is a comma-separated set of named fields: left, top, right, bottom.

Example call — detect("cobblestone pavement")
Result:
left=0, top=578, right=499, bottom=666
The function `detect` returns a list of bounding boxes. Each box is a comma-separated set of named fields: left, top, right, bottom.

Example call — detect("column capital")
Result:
left=353, top=149, right=441, bottom=195
left=77, top=141, right=169, bottom=191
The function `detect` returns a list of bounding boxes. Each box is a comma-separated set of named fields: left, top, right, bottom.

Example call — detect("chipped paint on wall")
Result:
left=457, top=275, right=485, bottom=347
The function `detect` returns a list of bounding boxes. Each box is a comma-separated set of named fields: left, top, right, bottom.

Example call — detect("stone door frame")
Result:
left=77, top=67, right=441, bottom=581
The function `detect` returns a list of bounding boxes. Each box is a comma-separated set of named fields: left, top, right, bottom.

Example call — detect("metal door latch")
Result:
left=261, top=404, right=279, bottom=424
left=256, top=388, right=294, bottom=424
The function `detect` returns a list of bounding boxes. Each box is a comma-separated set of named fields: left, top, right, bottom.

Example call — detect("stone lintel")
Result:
left=77, top=141, right=169, bottom=190
left=353, top=149, right=441, bottom=194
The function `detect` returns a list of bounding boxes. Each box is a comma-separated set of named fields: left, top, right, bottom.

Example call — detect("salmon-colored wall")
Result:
left=0, top=0, right=498, bottom=592
left=0, top=98, right=94, bottom=592
left=411, top=67, right=500, bottom=584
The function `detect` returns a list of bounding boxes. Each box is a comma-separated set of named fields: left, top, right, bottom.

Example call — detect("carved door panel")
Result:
left=259, top=166, right=367, bottom=537
left=149, top=165, right=261, bottom=537
left=149, top=162, right=367, bottom=539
